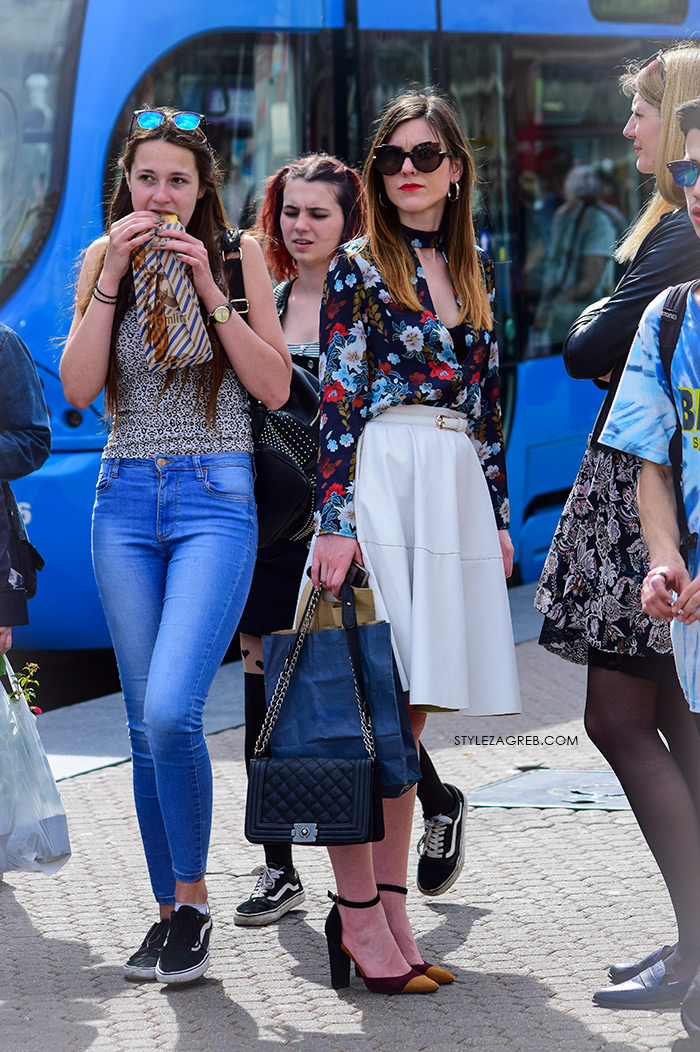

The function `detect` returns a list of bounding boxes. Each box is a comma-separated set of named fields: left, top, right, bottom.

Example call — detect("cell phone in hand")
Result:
left=346, top=561, right=369, bottom=588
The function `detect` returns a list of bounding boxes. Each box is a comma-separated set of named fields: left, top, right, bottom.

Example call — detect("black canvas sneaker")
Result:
left=234, top=865, right=306, bottom=927
left=124, top=918, right=170, bottom=981
left=416, top=784, right=466, bottom=896
left=155, top=905, right=212, bottom=984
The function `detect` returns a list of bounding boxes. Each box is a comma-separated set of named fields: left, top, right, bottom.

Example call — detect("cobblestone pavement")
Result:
left=0, top=642, right=690, bottom=1052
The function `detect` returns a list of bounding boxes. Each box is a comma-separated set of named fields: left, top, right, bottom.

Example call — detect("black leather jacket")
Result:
left=563, top=208, right=700, bottom=445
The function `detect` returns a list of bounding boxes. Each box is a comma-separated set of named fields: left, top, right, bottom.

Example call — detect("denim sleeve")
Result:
left=0, top=325, right=52, bottom=482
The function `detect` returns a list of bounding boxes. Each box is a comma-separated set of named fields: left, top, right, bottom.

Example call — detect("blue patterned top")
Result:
left=601, top=284, right=700, bottom=710
left=316, top=234, right=509, bottom=537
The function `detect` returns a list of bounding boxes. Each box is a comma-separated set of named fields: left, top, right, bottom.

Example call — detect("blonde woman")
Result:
left=535, top=45, right=700, bottom=1008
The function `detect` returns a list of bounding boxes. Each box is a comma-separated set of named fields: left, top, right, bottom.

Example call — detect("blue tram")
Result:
left=1, top=0, right=696, bottom=646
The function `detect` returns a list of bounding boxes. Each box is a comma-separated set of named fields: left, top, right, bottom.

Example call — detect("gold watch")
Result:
left=208, top=302, right=234, bottom=325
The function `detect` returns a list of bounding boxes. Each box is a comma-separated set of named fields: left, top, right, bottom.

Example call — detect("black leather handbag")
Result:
left=245, top=584, right=385, bottom=846
left=222, top=229, right=320, bottom=549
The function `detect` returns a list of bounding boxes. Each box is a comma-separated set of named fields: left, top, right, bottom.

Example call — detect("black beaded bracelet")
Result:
left=92, top=284, right=118, bottom=304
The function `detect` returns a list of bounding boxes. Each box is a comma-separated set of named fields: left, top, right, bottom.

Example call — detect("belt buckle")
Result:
left=436, top=413, right=459, bottom=430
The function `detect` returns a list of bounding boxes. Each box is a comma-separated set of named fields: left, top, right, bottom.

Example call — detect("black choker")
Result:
left=402, top=225, right=444, bottom=250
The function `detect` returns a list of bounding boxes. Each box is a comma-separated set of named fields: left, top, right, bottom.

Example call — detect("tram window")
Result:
left=526, top=61, right=630, bottom=127
left=103, top=33, right=303, bottom=230
left=357, top=33, right=434, bottom=137
left=511, top=49, right=640, bottom=365
left=447, top=37, right=518, bottom=376
left=0, top=0, right=82, bottom=303
left=590, top=0, right=688, bottom=22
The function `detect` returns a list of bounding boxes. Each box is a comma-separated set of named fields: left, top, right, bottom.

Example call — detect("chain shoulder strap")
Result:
left=253, top=584, right=376, bottom=761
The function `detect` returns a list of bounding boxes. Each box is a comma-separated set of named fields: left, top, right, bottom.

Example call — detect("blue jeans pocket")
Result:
left=201, top=461, right=253, bottom=502
left=96, top=462, right=115, bottom=493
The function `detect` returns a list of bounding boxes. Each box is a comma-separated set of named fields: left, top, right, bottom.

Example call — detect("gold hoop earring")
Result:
left=447, top=181, right=460, bottom=202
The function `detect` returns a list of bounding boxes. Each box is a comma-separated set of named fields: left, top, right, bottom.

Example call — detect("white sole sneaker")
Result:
left=155, top=951, right=210, bottom=984
left=154, top=907, right=212, bottom=984
left=234, top=887, right=307, bottom=927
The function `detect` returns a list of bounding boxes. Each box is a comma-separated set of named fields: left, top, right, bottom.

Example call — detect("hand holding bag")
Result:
left=263, top=583, right=421, bottom=797
left=245, top=584, right=385, bottom=846
left=0, top=658, right=71, bottom=874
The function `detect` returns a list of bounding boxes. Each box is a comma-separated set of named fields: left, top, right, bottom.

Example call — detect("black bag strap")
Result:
left=221, top=227, right=250, bottom=322
left=341, top=581, right=369, bottom=702
left=252, top=583, right=376, bottom=760
left=273, top=279, right=293, bottom=321
left=658, top=281, right=698, bottom=561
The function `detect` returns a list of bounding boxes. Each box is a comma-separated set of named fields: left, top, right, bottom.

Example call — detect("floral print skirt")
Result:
left=534, top=440, right=671, bottom=665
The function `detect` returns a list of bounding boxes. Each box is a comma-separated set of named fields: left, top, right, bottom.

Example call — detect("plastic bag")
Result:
left=0, top=658, right=71, bottom=874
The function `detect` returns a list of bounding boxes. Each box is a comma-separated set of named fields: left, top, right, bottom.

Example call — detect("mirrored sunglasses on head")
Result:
left=667, top=159, right=700, bottom=187
left=373, top=141, right=449, bottom=176
left=128, top=109, right=209, bottom=141
left=640, top=49, right=667, bottom=73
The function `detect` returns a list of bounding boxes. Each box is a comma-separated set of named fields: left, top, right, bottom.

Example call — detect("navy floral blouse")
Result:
left=316, top=230, right=510, bottom=538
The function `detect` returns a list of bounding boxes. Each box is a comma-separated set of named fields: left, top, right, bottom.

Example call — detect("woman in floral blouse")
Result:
left=311, top=89, right=520, bottom=995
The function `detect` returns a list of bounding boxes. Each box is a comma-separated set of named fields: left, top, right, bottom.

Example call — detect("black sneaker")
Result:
left=124, top=918, right=170, bottom=981
left=234, top=865, right=306, bottom=927
left=416, top=784, right=466, bottom=896
left=155, top=905, right=212, bottom=984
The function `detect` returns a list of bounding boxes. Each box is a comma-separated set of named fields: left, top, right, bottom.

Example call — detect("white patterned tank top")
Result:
left=103, top=305, right=253, bottom=458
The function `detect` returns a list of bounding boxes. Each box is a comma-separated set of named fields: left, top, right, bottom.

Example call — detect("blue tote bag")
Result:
left=262, top=585, right=420, bottom=797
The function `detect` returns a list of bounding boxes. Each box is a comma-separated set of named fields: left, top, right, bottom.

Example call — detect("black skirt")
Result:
left=237, top=536, right=309, bottom=639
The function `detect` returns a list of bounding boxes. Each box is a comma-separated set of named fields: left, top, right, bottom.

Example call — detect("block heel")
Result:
left=325, top=890, right=438, bottom=994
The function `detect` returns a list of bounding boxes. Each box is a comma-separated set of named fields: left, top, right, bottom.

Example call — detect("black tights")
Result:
left=585, top=666, right=700, bottom=973
left=416, top=742, right=454, bottom=817
left=244, top=672, right=293, bottom=871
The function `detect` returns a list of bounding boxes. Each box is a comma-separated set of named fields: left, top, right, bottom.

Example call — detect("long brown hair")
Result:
left=362, top=89, right=491, bottom=331
left=256, top=154, right=366, bottom=282
left=617, top=42, right=700, bottom=262
left=79, top=108, right=231, bottom=423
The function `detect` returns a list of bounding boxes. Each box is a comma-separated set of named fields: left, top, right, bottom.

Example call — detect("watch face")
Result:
left=212, top=304, right=232, bottom=324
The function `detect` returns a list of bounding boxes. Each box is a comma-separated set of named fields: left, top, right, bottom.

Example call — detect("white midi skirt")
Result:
left=351, top=404, right=521, bottom=715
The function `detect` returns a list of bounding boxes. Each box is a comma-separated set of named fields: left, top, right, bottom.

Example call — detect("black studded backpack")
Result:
left=222, top=228, right=320, bottom=550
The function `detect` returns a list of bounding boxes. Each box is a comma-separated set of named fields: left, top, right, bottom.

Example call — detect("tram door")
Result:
left=354, top=30, right=643, bottom=580
left=502, top=42, right=640, bottom=580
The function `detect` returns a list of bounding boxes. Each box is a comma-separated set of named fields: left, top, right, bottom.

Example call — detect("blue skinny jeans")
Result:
left=92, top=454, right=257, bottom=903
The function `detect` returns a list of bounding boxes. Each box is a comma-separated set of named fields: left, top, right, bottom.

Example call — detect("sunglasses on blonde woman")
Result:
left=639, top=49, right=667, bottom=74
left=667, top=159, right=700, bottom=187
left=128, top=109, right=209, bottom=142
left=373, top=141, right=450, bottom=176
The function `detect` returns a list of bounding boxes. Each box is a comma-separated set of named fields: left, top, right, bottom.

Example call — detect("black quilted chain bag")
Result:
left=222, top=229, right=320, bottom=549
left=245, top=584, right=385, bottom=846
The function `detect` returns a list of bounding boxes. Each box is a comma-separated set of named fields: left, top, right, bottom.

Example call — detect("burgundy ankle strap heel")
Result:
left=324, top=890, right=438, bottom=993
